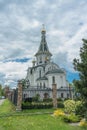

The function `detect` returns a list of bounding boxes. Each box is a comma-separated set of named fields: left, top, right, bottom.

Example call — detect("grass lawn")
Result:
left=0, top=99, right=86, bottom=130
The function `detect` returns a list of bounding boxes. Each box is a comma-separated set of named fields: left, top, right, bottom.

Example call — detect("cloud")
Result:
left=0, top=0, right=87, bottom=87
left=0, top=59, right=32, bottom=87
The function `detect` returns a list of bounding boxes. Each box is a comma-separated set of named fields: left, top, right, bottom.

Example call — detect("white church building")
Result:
left=23, top=26, right=73, bottom=100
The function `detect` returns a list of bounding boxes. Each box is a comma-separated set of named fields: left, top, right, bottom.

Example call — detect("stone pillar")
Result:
left=16, top=80, right=22, bottom=111
left=4, top=86, right=9, bottom=98
left=52, top=84, right=57, bottom=108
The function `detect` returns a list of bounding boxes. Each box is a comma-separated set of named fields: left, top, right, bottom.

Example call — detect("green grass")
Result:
left=22, top=108, right=55, bottom=113
left=0, top=99, right=86, bottom=130
left=0, top=99, right=15, bottom=114
left=0, top=115, right=84, bottom=130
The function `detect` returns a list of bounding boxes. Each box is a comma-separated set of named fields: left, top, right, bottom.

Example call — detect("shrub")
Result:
left=57, top=98, right=63, bottom=101
left=53, top=109, right=65, bottom=117
left=22, top=102, right=53, bottom=109
left=43, top=98, right=52, bottom=102
left=63, top=113, right=81, bottom=123
left=24, top=98, right=32, bottom=103
left=32, top=94, right=40, bottom=102
left=79, top=119, right=87, bottom=128
left=75, top=102, right=86, bottom=117
left=64, top=100, right=75, bottom=114
left=57, top=102, right=64, bottom=108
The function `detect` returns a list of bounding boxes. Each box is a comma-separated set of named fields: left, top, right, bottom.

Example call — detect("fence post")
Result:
left=52, top=84, right=57, bottom=108
left=16, top=80, right=22, bottom=111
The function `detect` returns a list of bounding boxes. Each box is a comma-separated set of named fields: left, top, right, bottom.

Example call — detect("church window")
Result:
left=39, top=70, right=41, bottom=77
left=43, top=83, right=46, bottom=88
left=67, top=93, right=69, bottom=98
left=40, top=44, right=43, bottom=51
left=61, top=93, right=64, bottom=98
left=44, top=44, right=47, bottom=51
left=40, top=82, right=42, bottom=86
left=30, top=69, right=32, bottom=74
left=24, top=94, right=26, bottom=98
left=40, top=83, right=42, bottom=89
left=39, top=56, right=42, bottom=63
left=44, top=93, right=49, bottom=99
left=45, top=60, right=47, bottom=63
left=52, top=76, right=55, bottom=84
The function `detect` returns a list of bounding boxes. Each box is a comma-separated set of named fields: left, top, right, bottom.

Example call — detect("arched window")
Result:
left=61, top=93, right=64, bottom=98
left=44, top=93, right=49, bottom=99
left=43, top=83, right=46, bottom=88
left=67, top=93, right=69, bottom=98
left=39, top=70, right=41, bottom=77
left=39, top=56, right=42, bottom=63
left=40, top=83, right=42, bottom=88
left=52, top=76, right=55, bottom=84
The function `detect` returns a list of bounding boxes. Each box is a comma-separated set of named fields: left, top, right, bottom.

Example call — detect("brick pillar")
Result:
left=16, top=80, right=22, bottom=111
left=4, top=86, right=9, bottom=98
left=52, top=84, right=57, bottom=108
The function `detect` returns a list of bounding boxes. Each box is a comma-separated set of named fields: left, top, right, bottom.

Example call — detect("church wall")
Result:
left=63, top=75, right=67, bottom=86
left=46, top=73, right=68, bottom=89
left=24, top=27, right=71, bottom=100
left=23, top=89, right=74, bottom=100
left=27, top=67, right=68, bottom=89
left=36, top=80, right=48, bottom=88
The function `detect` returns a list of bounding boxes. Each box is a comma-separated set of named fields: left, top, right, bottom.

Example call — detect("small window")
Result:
left=67, top=93, right=69, bottom=98
left=61, top=93, right=64, bottom=98
left=52, top=76, right=55, bottom=84
left=43, top=83, right=46, bottom=88
left=39, top=56, right=42, bottom=63
left=39, top=70, right=41, bottom=77
left=40, top=83, right=42, bottom=88
left=30, top=69, right=32, bottom=74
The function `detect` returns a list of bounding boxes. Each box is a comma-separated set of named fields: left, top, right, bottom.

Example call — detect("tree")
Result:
left=0, top=84, right=4, bottom=97
left=73, top=39, right=87, bottom=118
left=21, top=79, right=30, bottom=89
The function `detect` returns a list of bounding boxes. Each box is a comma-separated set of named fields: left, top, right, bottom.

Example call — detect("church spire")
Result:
left=35, top=25, right=52, bottom=56
left=35, top=25, right=52, bottom=65
left=41, top=24, right=46, bottom=32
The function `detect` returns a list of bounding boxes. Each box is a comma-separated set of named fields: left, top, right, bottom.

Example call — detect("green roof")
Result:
left=36, top=76, right=48, bottom=81
left=46, top=69, right=64, bottom=75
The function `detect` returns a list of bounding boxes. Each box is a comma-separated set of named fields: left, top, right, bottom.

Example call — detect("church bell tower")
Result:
left=35, top=25, right=52, bottom=65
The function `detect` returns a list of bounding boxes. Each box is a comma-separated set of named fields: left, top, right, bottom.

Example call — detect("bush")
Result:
left=32, top=94, right=40, bottom=102
left=63, top=113, right=81, bottom=123
left=43, top=98, right=52, bottom=102
left=79, top=119, right=87, bottom=128
left=64, top=100, right=75, bottom=114
left=57, top=98, right=63, bottom=101
left=75, top=103, right=87, bottom=117
left=57, top=102, right=64, bottom=108
left=53, top=109, right=65, bottom=117
left=24, top=98, right=32, bottom=103
left=22, top=102, right=53, bottom=109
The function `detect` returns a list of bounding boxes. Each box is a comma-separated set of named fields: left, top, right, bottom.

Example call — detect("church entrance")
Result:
left=44, top=93, right=49, bottom=99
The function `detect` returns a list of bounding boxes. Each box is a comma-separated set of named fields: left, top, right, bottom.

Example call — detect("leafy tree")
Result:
left=73, top=39, right=87, bottom=118
left=21, top=79, right=30, bottom=89
left=0, top=84, right=4, bottom=97
left=21, top=79, right=26, bottom=89
left=32, top=94, right=40, bottom=102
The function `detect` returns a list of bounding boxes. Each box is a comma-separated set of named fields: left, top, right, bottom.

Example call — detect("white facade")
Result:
left=24, top=27, right=71, bottom=99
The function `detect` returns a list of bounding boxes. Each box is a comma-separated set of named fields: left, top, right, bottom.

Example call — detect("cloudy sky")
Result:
left=0, top=0, right=87, bottom=88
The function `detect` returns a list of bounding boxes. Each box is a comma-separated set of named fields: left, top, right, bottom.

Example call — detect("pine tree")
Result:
left=73, top=39, right=87, bottom=118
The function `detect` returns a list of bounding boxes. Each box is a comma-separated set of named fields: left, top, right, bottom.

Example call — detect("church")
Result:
left=23, top=26, right=73, bottom=100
